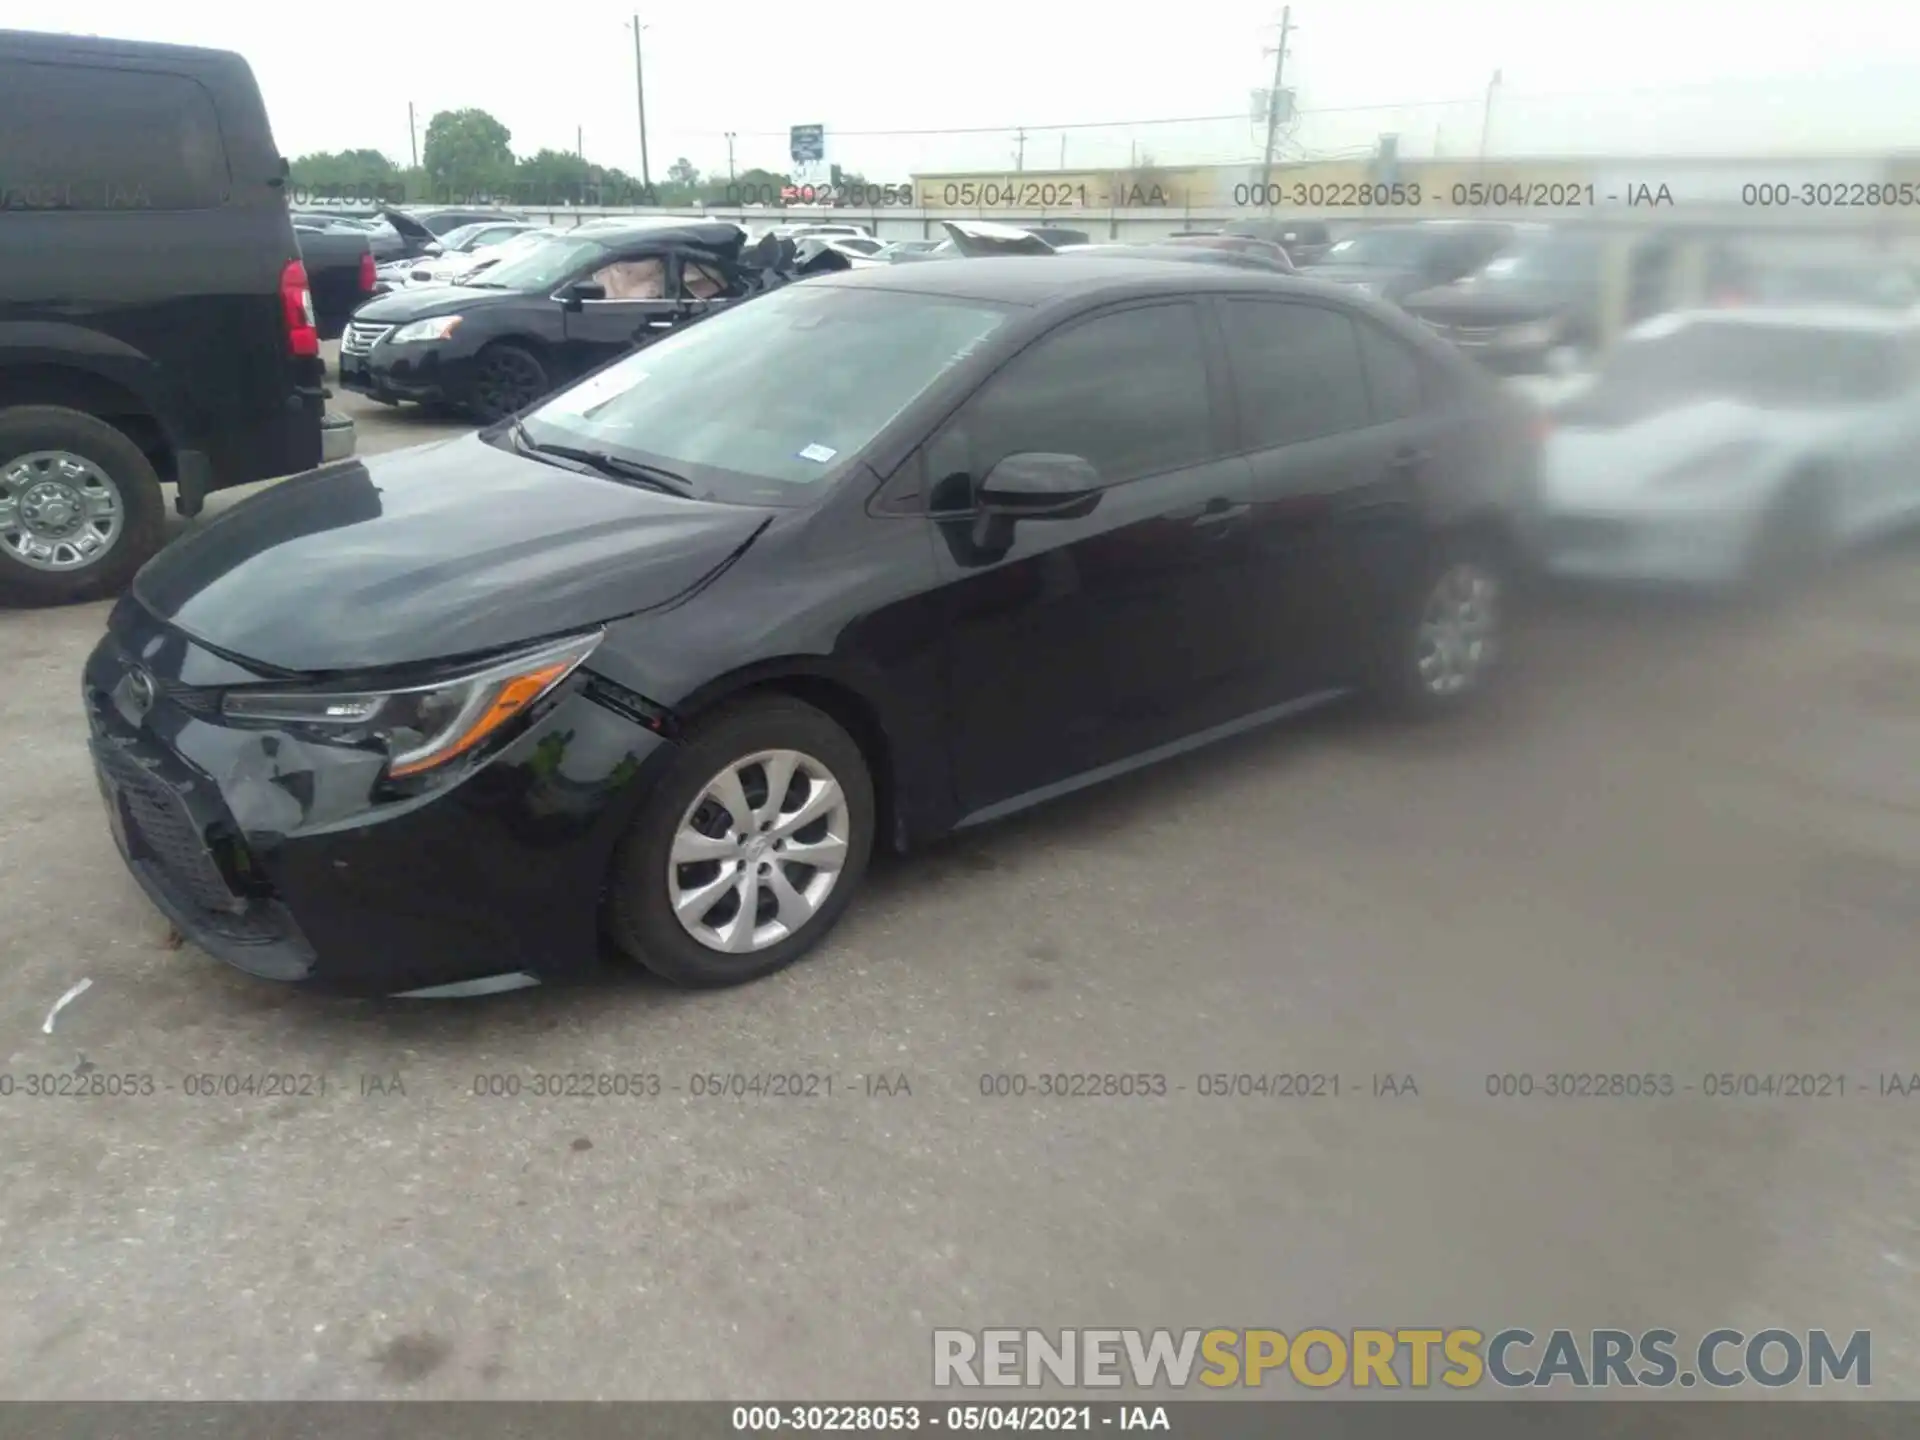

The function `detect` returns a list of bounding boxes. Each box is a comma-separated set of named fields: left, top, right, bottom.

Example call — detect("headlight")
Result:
left=391, top=315, right=463, bottom=343
left=220, top=631, right=601, bottom=779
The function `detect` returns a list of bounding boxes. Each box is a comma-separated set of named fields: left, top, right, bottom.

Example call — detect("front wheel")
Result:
left=606, top=696, right=876, bottom=988
left=464, top=343, right=551, bottom=424
left=0, top=405, right=166, bottom=606
left=1366, top=535, right=1508, bottom=716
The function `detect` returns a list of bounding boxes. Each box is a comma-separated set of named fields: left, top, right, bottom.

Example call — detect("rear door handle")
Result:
left=1191, top=501, right=1251, bottom=527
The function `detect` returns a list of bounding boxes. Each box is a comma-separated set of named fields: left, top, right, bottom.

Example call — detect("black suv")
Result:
left=0, top=29, right=340, bottom=604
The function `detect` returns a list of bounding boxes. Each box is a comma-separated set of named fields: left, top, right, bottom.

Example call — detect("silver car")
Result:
left=1534, top=306, right=1920, bottom=589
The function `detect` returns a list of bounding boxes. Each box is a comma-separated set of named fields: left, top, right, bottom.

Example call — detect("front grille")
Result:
left=94, top=742, right=245, bottom=915
left=341, top=321, right=393, bottom=356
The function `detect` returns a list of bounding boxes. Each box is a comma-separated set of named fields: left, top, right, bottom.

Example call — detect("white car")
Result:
left=385, top=220, right=544, bottom=289
left=1533, top=306, right=1920, bottom=589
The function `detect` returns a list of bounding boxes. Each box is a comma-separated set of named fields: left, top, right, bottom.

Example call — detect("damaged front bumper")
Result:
left=82, top=602, right=673, bottom=997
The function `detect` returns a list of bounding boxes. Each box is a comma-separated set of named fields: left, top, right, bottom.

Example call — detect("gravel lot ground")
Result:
left=2, top=347, right=1918, bottom=1398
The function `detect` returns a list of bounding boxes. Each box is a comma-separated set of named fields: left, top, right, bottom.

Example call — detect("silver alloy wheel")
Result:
left=1415, top=562, right=1500, bottom=697
left=668, top=748, right=853, bottom=954
left=0, top=450, right=124, bottom=572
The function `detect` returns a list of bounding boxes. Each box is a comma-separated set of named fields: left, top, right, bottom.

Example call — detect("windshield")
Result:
left=1320, top=227, right=1435, bottom=268
left=1570, top=323, right=1900, bottom=418
left=1473, top=232, right=1601, bottom=285
left=519, top=283, right=1011, bottom=504
left=469, top=235, right=614, bottom=290
left=437, top=223, right=495, bottom=251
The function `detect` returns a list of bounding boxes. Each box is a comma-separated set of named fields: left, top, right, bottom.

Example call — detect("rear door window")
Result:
left=0, top=60, right=230, bottom=210
left=1217, top=300, right=1371, bottom=449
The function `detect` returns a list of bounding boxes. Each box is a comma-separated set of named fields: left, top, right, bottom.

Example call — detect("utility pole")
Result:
left=1479, top=69, right=1503, bottom=163
left=725, top=132, right=736, bottom=180
left=629, top=16, right=652, bottom=188
left=577, top=125, right=584, bottom=159
left=407, top=102, right=418, bottom=171
left=1259, top=6, right=1292, bottom=193
left=1059, top=135, right=1067, bottom=168
left=1014, top=127, right=1027, bottom=171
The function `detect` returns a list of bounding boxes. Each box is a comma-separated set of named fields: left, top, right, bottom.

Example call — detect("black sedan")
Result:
left=337, top=221, right=752, bottom=422
left=86, top=259, right=1537, bottom=998
left=1401, top=225, right=1607, bottom=372
left=1307, top=222, right=1516, bottom=305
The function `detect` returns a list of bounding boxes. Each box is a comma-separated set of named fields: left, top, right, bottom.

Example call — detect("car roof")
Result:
left=552, top=219, right=745, bottom=248
left=808, top=255, right=1352, bottom=308
left=1, top=27, right=244, bottom=69
left=1629, top=305, right=1920, bottom=340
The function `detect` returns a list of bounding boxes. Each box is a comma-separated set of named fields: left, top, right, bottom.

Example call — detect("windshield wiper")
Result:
left=506, top=423, right=692, bottom=493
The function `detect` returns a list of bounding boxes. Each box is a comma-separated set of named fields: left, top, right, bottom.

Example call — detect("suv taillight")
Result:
left=280, top=259, right=319, bottom=357
left=358, top=251, right=376, bottom=293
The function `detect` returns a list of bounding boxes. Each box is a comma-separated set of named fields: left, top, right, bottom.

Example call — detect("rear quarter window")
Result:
left=0, top=60, right=231, bottom=211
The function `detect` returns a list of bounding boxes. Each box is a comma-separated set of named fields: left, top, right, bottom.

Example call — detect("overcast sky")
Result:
left=11, top=0, right=1917, bottom=176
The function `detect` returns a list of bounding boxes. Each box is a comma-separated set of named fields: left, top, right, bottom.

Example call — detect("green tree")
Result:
left=515, top=148, right=594, bottom=206
left=665, top=156, right=701, bottom=188
left=288, top=149, right=402, bottom=205
left=422, top=108, right=515, bottom=197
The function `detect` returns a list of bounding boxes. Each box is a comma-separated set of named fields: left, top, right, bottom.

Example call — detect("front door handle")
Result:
left=1191, top=501, right=1251, bottom=528
left=643, top=318, right=676, bottom=330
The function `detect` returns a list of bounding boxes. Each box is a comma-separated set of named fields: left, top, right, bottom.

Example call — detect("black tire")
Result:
left=0, top=405, right=166, bottom=606
left=606, top=695, right=876, bottom=988
left=464, top=343, right=550, bottom=424
left=1364, top=530, right=1509, bottom=718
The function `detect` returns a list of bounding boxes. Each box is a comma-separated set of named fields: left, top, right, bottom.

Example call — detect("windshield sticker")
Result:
left=797, top=443, right=838, bottom=464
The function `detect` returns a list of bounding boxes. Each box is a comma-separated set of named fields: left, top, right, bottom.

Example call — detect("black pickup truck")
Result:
left=0, top=28, right=350, bottom=604
left=292, top=219, right=374, bottom=339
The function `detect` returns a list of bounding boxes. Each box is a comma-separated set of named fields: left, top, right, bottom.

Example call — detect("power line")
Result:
left=699, top=97, right=1491, bottom=141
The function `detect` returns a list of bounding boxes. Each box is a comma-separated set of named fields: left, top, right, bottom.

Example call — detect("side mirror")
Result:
left=423, top=242, right=444, bottom=257
left=978, top=453, right=1101, bottom=516
left=560, top=281, right=607, bottom=307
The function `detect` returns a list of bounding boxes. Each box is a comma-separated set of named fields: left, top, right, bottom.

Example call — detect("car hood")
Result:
left=132, top=433, right=775, bottom=673
left=1541, top=400, right=1812, bottom=507
left=350, top=284, right=534, bottom=323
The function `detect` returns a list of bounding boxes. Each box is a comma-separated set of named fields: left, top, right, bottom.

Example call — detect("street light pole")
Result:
left=725, top=131, right=736, bottom=181
left=629, top=16, right=652, bottom=189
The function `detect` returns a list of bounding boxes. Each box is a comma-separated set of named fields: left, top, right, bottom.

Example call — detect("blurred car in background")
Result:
left=1402, top=225, right=1608, bottom=373
left=378, top=219, right=543, bottom=292
left=1019, top=224, right=1092, bottom=248
left=1745, top=257, right=1920, bottom=310
left=1309, top=221, right=1516, bottom=305
left=1222, top=217, right=1336, bottom=265
left=291, top=218, right=376, bottom=338
left=1531, top=307, right=1920, bottom=590
left=875, top=239, right=941, bottom=262
left=1055, top=242, right=1296, bottom=275
left=823, top=236, right=886, bottom=258
left=1161, top=233, right=1296, bottom=270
